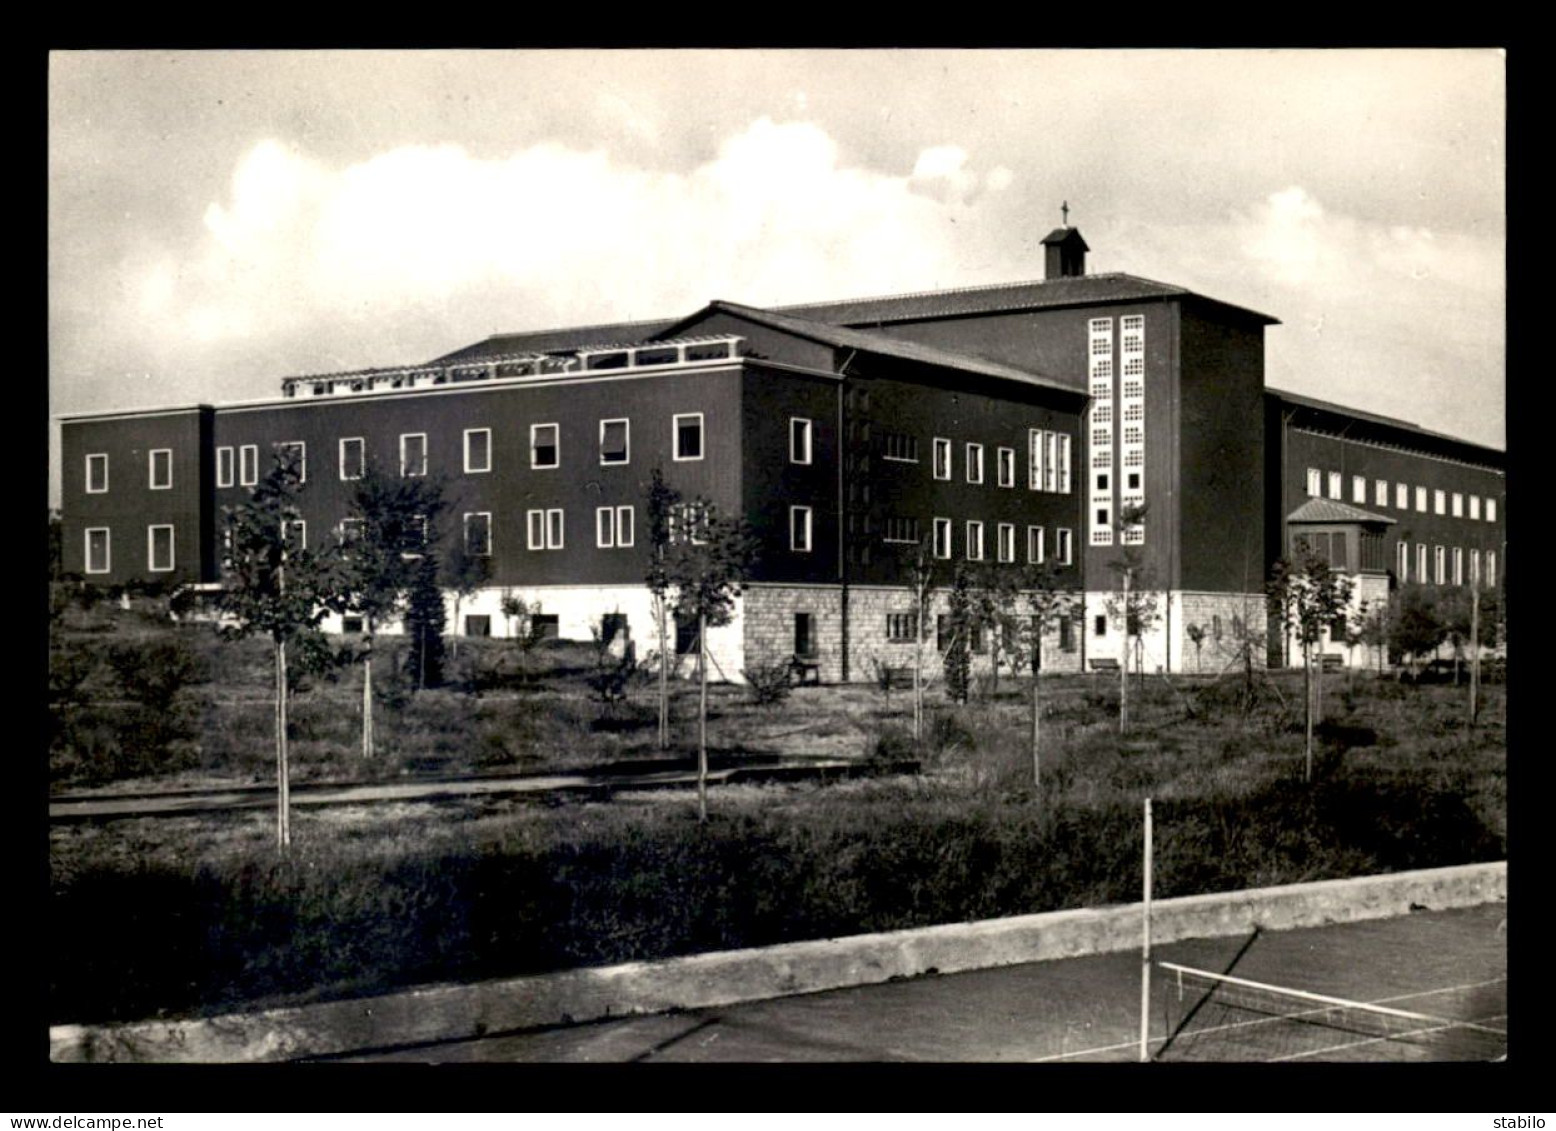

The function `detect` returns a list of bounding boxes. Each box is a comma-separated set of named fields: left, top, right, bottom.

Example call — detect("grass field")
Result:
left=48, top=596, right=1507, bottom=1025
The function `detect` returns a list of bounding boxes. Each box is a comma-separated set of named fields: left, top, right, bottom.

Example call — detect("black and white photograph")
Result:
left=45, top=48, right=1507, bottom=1073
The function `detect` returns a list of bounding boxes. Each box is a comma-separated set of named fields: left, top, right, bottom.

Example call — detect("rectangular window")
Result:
left=283, top=519, right=307, bottom=554
left=149, top=449, right=172, bottom=490
left=882, top=516, right=919, bottom=544
left=966, top=443, right=984, bottom=484
left=1030, top=429, right=1047, bottom=490
left=339, top=517, right=364, bottom=546
left=532, top=423, right=560, bottom=469
left=1306, top=468, right=1322, bottom=497
left=882, top=432, right=918, bottom=462
left=1469, top=495, right=1481, bottom=520
left=597, top=506, right=616, bottom=548
left=547, top=509, right=564, bottom=550
left=400, top=433, right=428, bottom=478
left=84, top=527, right=110, bottom=574
left=86, top=453, right=109, bottom=494
left=340, top=437, right=365, bottom=481
left=1487, top=550, right=1497, bottom=587
left=1434, top=545, right=1446, bottom=585
left=1057, top=434, right=1071, bottom=494
left=933, top=516, right=952, bottom=560
left=1095, top=614, right=1107, bottom=637
left=240, top=445, right=259, bottom=486
left=1415, top=486, right=1427, bottom=513
left=790, top=506, right=813, bottom=552
left=1486, top=499, right=1497, bottom=523
left=1397, top=540, right=1409, bottom=582
left=937, top=614, right=953, bottom=653
left=933, top=437, right=952, bottom=480
left=533, top=614, right=560, bottom=641
left=216, top=448, right=234, bottom=489
left=1470, top=548, right=1482, bottom=585
left=1045, top=433, right=1058, bottom=492
left=673, top=413, right=704, bottom=462
left=965, top=520, right=984, bottom=561
left=464, top=428, right=492, bottom=474
left=465, top=512, right=492, bottom=557
left=147, top=525, right=175, bottom=572
left=1327, top=471, right=1342, bottom=500
left=1057, top=529, right=1072, bottom=565
left=1396, top=482, right=1408, bottom=509
left=794, top=613, right=816, bottom=659
left=1453, top=546, right=1464, bottom=586
left=997, top=447, right=1015, bottom=488
left=1352, top=475, right=1366, bottom=504
left=465, top=615, right=491, bottom=638
left=790, top=418, right=812, bottom=465
left=669, top=502, right=709, bottom=546
left=600, top=419, right=629, bottom=466
left=277, top=441, right=306, bottom=483
left=1434, top=489, right=1446, bottom=515
left=527, top=510, right=545, bottom=550
left=886, top=612, right=917, bottom=643
left=1375, top=479, right=1387, bottom=508
left=1028, top=525, right=1045, bottom=564
left=997, top=523, right=1015, bottom=563
left=1451, top=492, right=1463, bottom=518
left=1417, top=543, right=1428, bottom=581
left=616, top=506, right=634, bottom=548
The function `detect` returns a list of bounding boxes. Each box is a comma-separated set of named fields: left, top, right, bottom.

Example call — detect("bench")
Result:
left=789, top=656, right=822, bottom=685
left=1319, top=654, right=1345, bottom=672
left=1088, top=658, right=1121, bottom=673
left=882, top=665, right=915, bottom=690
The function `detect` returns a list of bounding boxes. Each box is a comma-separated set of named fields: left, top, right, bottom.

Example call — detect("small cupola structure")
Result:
left=1041, top=202, right=1089, bottom=279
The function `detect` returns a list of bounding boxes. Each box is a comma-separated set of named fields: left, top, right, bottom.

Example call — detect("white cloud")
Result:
left=93, top=119, right=1023, bottom=376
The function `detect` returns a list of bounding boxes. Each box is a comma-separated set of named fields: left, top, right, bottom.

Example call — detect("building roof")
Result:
left=773, top=272, right=1278, bottom=328
left=1041, top=227, right=1090, bottom=250
left=1286, top=499, right=1396, bottom=525
left=427, top=317, right=682, bottom=366
left=665, top=300, right=1082, bottom=397
left=1267, top=386, right=1505, bottom=463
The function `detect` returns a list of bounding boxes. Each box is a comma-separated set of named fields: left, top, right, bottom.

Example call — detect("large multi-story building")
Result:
left=56, top=226, right=1505, bottom=678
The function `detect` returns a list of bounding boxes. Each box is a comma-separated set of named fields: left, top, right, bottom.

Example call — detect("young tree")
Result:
left=499, top=593, right=547, bottom=685
left=1351, top=600, right=1390, bottom=676
left=1018, top=562, right=1082, bottom=793
left=644, top=468, right=683, bottom=750
left=906, top=535, right=938, bottom=745
left=1104, top=505, right=1160, bottom=734
left=943, top=562, right=977, bottom=706
left=1185, top=623, right=1207, bottom=673
left=1388, top=584, right=1446, bottom=677
left=1266, top=550, right=1354, bottom=783
left=332, top=462, right=448, bottom=758
left=662, top=497, right=758, bottom=822
left=217, top=450, right=337, bottom=850
left=441, top=543, right=491, bottom=661
left=403, top=550, right=447, bottom=690
left=976, top=564, right=1023, bottom=699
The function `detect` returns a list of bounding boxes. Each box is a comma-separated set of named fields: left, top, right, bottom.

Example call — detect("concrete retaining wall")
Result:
left=50, top=861, right=1505, bottom=1063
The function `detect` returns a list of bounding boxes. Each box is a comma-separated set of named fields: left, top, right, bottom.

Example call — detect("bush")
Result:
left=107, top=639, right=198, bottom=711
left=741, top=660, right=793, bottom=707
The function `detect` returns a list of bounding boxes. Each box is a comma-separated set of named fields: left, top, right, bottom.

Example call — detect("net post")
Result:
left=1140, top=796, right=1153, bottom=1063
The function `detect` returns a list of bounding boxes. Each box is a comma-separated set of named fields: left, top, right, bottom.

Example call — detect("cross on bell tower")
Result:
left=1062, top=200, right=1070, bottom=227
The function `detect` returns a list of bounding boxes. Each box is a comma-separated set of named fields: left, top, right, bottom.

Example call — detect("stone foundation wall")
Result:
left=742, top=585, right=845, bottom=683
left=1177, top=591, right=1269, bottom=674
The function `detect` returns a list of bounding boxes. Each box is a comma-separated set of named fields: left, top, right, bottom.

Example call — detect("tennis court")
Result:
left=340, top=901, right=1507, bottom=1063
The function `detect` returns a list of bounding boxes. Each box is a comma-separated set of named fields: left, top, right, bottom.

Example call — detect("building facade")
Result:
left=57, top=226, right=1505, bottom=678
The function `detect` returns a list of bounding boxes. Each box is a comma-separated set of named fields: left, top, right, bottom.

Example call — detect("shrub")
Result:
left=107, top=639, right=198, bottom=712
left=741, top=660, right=793, bottom=707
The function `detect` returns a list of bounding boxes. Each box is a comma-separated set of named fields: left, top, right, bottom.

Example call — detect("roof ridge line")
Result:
left=770, top=272, right=1149, bottom=312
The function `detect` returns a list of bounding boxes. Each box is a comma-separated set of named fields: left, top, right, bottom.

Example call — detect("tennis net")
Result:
left=1154, top=961, right=1507, bottom=1062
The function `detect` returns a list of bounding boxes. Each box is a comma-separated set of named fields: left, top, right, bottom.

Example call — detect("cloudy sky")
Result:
left=49, top=49, right=1504, bottom=503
